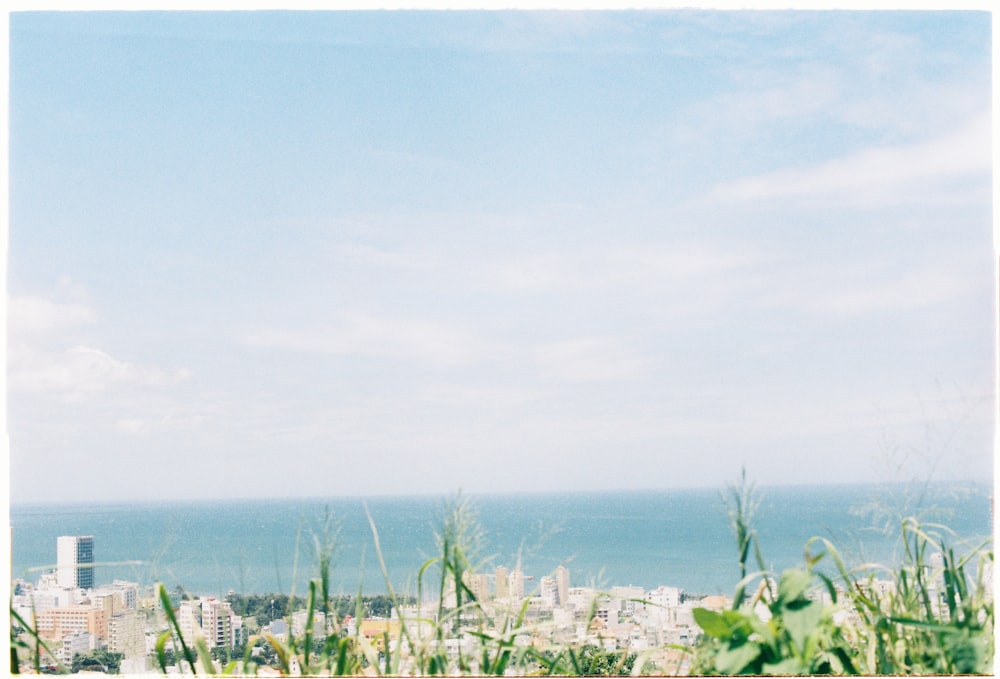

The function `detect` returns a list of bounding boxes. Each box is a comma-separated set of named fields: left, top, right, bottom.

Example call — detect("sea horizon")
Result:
left=9, top=477, right=991, bottom=509
left=10, top=480, right=992, bottom=599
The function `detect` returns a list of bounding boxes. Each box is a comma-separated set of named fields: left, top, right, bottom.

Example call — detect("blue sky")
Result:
left=5, top=10, right=994, bottom=503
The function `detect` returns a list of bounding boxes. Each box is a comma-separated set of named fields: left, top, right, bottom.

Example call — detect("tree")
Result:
left=71, top=650, right=123, bottom=674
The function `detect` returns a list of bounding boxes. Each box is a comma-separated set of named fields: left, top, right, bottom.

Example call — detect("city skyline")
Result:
left=5, top=9, right=995, bottom=504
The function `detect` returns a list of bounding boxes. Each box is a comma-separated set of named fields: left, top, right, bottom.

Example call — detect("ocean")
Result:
left=9, top=483, right=992, bottom=599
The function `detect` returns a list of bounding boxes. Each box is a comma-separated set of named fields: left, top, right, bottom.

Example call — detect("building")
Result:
left=57, top=536, right=94, bottom=590
left=647, top=586, right=681, bottom=610
left=611, top=585, right=645, bottom=617
left=463, top=572, right=490, bottom=603
left=35, top=605, right=108, bottom=644
left=494, top=566, right=509, bottom=601
left=540, top=577, right=558, bottom=606
left=177, top=600, right=201, bottom=643
left=178, top=597, right=243, bottom=649
left=202, top=598, right=239, bottom=649
left=291, top=610, right=326, bottom=639
left=108, top=609, right=146, bottom=658
left=566, top=586, right=598, bottom=613
left=111, top=581, right=139, bottom=610
left=508, top=569, right=525, bottom=601
left=57, top=631, right=93, bottom=665
left=554, top=566, right=570, bottom=607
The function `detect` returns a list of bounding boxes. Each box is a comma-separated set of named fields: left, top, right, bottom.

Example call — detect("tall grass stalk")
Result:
left=692, top=472, right=994, bottom=676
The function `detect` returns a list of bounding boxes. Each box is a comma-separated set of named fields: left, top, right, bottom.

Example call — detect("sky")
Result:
left=4, top=9, right=995, bottom=504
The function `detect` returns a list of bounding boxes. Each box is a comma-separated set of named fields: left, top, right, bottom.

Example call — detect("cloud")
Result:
left=243, top=311, right=657, bottom=385
left=114, top=409, right=207, bottom=436
left=7, top=287, right=193, bottom=400
left=748, top=252, right=987, bottom=321
left=490, top=245, right=756, bottom=293
left=705, top=113, right=991, bottom=208
left=533, top=337, right=651, bottom=383
left=7, top=294, right=97, bottom=336
left=418, top=383, right=552, bottom=408
left=242, top=312, right=496, bottom=367
left=8, top=345, right=192, bottom=395
left=818, top=269, right=980, bottom=317
left=332, top=243, right=437, bottom=271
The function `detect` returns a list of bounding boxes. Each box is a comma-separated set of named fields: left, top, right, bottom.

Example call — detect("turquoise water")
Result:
left=9, top=483, right=992, bottom=598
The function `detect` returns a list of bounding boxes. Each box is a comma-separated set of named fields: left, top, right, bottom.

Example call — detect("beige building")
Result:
left=108, top=609, right=146, bottom=658
left=35, top=605, right=108, bottom=643
left=178, top=597, right=242, bottom=649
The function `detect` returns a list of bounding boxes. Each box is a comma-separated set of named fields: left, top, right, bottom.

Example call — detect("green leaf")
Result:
left=693, top=608, right=731, bottom=639
left=782, top=600, right=823, bottom=653
left=777, top=569, right=811, bottom=604
left=154, top=631, right=171, bottom=672
left=714, top=641, right=760, bottom=675
left=263, top=632, right=290, bottom=674
left=194, top=637, right=218, bottom=676
left=763, top=657, right=807, bottom=675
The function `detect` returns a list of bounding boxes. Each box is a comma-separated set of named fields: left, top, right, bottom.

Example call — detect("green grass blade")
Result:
left=194, top=636, right=218, bottom=676
left=158, top=583, right=198, bottom=674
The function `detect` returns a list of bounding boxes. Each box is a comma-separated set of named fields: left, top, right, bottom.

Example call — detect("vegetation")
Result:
left=540, top=645, right=643, bottom=675
left=72, top=649, right=123, bottom=674
left=690, top=472, right=994, bottom=675
left=225, top=592, right=406, bottom=624
left=10, top=481, right=994, bottom=676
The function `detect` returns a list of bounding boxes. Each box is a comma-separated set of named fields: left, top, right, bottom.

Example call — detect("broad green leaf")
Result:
left=763, top=657, right=806, bottom=675
left=693, top=607, right=731, bottom=638
left=778, top=568, right=811, bottom=603
left=782, top=600, right=823, bottom=652
left=714, top=640, right=760, bottom=675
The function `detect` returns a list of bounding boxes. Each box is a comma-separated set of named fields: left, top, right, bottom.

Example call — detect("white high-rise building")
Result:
left=554, top=566, right=570, bottom=606
left=539, top=576, right=557, bottom=605
left=178, top=597, right=242, bottom=649
left=508, top=569, right=525, bottom=601
left=57, top=536, right=94, bottom=590
left=202, top=598, right=238, bottom=649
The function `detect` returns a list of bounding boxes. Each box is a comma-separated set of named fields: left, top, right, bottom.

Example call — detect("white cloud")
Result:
left=533, top=337, right=651, bottom=383
left=7, top=287, right=193, bottom=399
left=7, top=294, right=97, bottom=336
left=706, top=113, right=991, bottom=208
left=242, top=312, right=497, bottom=367
left=749, top=254, right=986, bottom=321
left=8, top=345, right=192, bottom=395
left=819, top=269, right=979, bottom=317
left=490, top=245, right=755, bottom=293
left=418, top=383, right=551, bottom=408
left=114, top=410, right=207, bottom=436
left=243, top=311, right=657, bottom=384
left=720, top=63, right=843, bottom=127
left=333, top=243, right=436, bottom=271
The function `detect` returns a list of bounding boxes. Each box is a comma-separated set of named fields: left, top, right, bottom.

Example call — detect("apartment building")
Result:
left=56, top=536, right=94, bottom=590
left=178, top=597, right=243, bottom=649
left=35, top=605, right=108, bottom=644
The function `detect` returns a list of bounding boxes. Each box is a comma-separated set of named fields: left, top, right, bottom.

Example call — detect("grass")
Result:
left=10, top=481, right=994, bottom=676
left=690, top=473, right=994, bottom=676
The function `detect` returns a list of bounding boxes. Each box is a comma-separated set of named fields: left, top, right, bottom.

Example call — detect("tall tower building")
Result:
left=57, top=536, right=94, bottom=589
left=508, top=569, right=525, bottom=601
left=494, top=566, right=510, bottom=600
left=554, top=565, right=570, bottom=606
